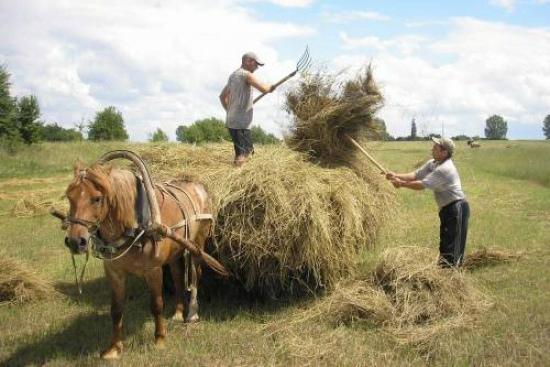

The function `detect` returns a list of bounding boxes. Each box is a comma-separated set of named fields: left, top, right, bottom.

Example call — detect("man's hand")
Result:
left=391, top=178, right=404, bottom=188
left=385, top=171, right=396, bottom=180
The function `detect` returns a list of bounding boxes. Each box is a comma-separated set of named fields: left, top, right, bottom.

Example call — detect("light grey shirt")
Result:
left=225, top=68, right=253, bottom=130
left=415, top=158, right=465, bottom=210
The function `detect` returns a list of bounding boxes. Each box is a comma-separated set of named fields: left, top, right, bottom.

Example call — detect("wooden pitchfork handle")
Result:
left=345, top=134, right=389, bottom=174
left=253, top=70, right=297, bottom=104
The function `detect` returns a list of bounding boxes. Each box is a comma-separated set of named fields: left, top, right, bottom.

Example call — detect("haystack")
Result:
left=139, top=144, right=394, bottom=297
left=285, top=65, right=384, bottom=165
left=267, top=247, right=492, bottom=344
left=0, top=254, right=59, bottom=303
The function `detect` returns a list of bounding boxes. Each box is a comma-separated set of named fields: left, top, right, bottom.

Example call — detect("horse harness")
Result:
left=70, top=175, right=213, bottom=261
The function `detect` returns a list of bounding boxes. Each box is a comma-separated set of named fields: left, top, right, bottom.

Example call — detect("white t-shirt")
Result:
left=415, top=158, right=465, bottom=210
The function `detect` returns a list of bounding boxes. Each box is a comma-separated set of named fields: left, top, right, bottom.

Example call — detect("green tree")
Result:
left=15, top=95, right=42, bottom=144
left=149, top=127, right=169, bottom=142
left=410, top=118, right=417, bottom=139
left=543, top=115, right=550, bottom=140
left=0, top=65, right=20, bottom=144
left=484, top=114, right=508, bottom=140
left=176, top=117, right=230, bottom=144
left=88, top=106, right=128, bottom=141
left=41, top=123, right=83, bottom=141
left=251, top=126, right=279, bottom=144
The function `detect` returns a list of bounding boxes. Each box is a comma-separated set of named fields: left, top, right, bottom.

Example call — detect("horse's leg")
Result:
left=144, top=266, right=167, bottom=348
left=169, top=255, right=185, bottom=321
left=186, top=228, right=208, bottom=323
left=185, top=255, right=200, bottom=323
left=101, top=265, right=126, bottom=360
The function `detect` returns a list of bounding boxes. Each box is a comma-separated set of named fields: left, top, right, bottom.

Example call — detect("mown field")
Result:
left=0, top=140, right=549, bottom=366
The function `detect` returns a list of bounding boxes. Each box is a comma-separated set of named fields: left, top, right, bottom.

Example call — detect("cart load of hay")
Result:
left=139, top=65, right=392, bottom=297
left=142, top=144, right=393, bottom=297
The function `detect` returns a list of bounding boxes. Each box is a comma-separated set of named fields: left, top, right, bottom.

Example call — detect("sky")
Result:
left=1, top=0, right=549, bottom=141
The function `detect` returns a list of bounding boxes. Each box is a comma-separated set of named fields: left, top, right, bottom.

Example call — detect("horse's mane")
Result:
left=69, top=164, right=137, bottom=232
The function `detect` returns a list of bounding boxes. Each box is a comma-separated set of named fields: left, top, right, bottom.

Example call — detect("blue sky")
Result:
left=1, top=0, right=549, bottom=140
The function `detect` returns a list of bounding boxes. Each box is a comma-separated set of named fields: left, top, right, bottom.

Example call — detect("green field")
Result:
left=1, top=140, right=549, bottom=366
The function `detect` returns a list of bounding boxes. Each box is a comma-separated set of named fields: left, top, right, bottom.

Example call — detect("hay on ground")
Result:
left=0, top=254, right=59, bottom=304
left=267, top=247, right=492, bottom=344
left=463, top=247, right=524, bottom=269
left=139, top=144, right=394, bottom=297
left=285, top=65, right=384, bottom=165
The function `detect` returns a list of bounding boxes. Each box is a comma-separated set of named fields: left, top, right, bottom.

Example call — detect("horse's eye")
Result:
left=91, top=196, right=102, bottom=205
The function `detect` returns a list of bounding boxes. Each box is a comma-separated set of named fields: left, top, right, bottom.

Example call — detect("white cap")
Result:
left=242, top=52, right=264, bottom=66
left=431, top=137, right=455, bottom=154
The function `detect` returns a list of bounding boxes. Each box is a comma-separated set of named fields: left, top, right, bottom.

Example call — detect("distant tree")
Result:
left=251, top=126, right=279, bottom=144
left=0, top=65, right=20, bottom=144
left=484, top=115, right=508, bottom=140
left=176, top=117, right=230, bottom=144
left=15, top=95, right=42, bottom=144
left=88, top=106, right=128, bottom=141
left=41, top=123, right=83, bottom=141
left=543, top=115, right=550, bottom=140
left=452, top=134, right=472, bottom=141
left=149, top=127, right=169, bottom=142
left=410, top=118, right=417, bottom=140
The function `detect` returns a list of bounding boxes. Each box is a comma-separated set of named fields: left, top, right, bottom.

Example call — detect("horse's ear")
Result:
left=73, top=159, right=85, bottom=177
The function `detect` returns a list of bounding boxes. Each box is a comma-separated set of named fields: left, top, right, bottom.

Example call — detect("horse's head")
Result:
left=64, top=162, right=114, bottom=254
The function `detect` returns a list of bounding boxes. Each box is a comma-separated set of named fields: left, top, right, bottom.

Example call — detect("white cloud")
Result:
left=0, top=0, right=314, bottom=140
left=324, top=10, right=390, bottom=23
left=334, top=18, right=550, bottom=139
left=489, top=0, right=516, bottom=12
left=267, top=0, right=314, bottom=7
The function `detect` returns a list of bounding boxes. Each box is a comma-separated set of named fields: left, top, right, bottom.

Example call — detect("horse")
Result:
left=63, top=160, right=225, bottom=359
left=467, top=140, right=481, bottom=148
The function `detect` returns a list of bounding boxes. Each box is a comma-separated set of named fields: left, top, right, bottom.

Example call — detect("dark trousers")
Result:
left=438, top=199, right=470, bottom=267
left=228, top=128, right=254, bottom=157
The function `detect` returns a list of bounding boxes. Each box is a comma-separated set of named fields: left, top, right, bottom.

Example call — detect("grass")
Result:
left=0, top=140, right=549, bottom=366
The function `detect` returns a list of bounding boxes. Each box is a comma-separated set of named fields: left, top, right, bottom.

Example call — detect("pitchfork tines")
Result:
left=253, top=46, right=312, bottom=104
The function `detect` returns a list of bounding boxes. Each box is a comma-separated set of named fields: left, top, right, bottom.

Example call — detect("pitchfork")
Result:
left=253, top=46, right=312, bottom=104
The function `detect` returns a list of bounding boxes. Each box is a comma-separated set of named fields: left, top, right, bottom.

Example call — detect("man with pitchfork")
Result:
left=385, top=137, right=470, bottom=268
left=219, top=52, right=274, bottom=167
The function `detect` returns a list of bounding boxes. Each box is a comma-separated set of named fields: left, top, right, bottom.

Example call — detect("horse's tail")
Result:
left=198, top=249, right=231, bottom=278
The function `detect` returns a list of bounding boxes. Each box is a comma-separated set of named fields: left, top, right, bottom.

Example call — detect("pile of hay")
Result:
left=285, top=65, right=384, bottom=165
left=267, top=247, right=492, bottom=344
left=0, top=254, right=59, bottom=304
left=139, top=144, right=394, bottom=297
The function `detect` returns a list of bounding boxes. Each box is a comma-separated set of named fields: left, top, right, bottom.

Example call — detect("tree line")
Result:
left=0, top=65, right=279, bottom=151
left=2, top=65, right=550, bottom=150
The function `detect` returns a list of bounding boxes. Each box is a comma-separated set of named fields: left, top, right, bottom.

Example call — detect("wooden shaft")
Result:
left=253, top=70, right=297, bottom=104
left=345, top=135, right=388, bottom=174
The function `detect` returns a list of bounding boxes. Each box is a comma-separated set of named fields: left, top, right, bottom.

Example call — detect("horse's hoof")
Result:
left=100, top=345, right=123, bottom=360
left=185, top=314, right=200, bottom=323
left=155, top=336, right=166, bottom=349
left=172, top=311, right=184, bottom=322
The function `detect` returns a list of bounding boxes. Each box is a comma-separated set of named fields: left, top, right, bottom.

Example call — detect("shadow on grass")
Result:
left=3, top=268, right=309, bottom=365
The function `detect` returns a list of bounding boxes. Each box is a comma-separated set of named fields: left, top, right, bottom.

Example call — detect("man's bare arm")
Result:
left=219, top=85, right=230, bottom=111
left=246, top=72, right=272, bottom=94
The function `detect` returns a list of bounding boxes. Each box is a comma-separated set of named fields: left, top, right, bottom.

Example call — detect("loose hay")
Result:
left=267, top=247, right=492, bottom=344
left=285, top=65, right=384, bottom=165
left=463, top=247, right=524, bottom=269
left=138, top=144, right=394, bottom=297
left=0, top=254, right=59, bottom=304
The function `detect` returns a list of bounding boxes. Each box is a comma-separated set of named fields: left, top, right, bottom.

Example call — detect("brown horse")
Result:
left=63, top=161, right=222, bottom=359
